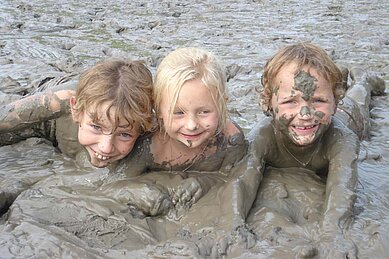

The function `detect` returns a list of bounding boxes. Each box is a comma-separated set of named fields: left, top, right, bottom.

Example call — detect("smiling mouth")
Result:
left=90, top=148, right=111, bottom=161
left=181, top=132, right=203, bottom=138
left=293, top=125, right=317, bottom=130
left=95, top=152, right=110, bottom=161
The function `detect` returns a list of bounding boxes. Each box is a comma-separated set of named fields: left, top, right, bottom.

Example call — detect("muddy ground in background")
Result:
left=0, top=0, right=388, bottom=258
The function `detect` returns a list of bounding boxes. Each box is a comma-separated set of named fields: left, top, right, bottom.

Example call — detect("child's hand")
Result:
left=172, top=177, right=203, bottom=208
left=126, top=183, right=173, bottom=217
left=99, top=180, right=173, bottom=217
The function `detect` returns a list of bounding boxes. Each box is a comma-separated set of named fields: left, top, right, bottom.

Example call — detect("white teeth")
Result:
left=95, top=152, right=109, bottom=161
left=295, top=125, right=314, bottom=130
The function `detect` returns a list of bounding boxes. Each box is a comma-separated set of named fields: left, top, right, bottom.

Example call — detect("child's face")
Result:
left=160, top=79, right=219, bottom=149
left=74, top=102, right=140, bottom=168
left=270, top=62, right=336, bottom=146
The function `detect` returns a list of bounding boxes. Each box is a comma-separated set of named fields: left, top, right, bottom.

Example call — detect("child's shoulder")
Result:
left=323, top=117, right=359, bottom=147
left=247, top=116, right=274, bottom=142
left=224, top=119, right=244, bottom=137
left=222, top=120, right=248, bottom=149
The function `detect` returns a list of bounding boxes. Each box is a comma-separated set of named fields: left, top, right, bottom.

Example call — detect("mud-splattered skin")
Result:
left=270, top=67, right=336, bottom=147
left=0, top=76, right=80, bottom=151
left=220, top=64, right=374, bottom=258
left=0, top=79, right=82, bottom=217
left=113, top=121, right=248, bottom=215
left=0, top=90, right=72, bottom=133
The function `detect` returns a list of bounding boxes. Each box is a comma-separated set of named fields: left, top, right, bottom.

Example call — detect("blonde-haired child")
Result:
left=221, top=42, right=379, bottom=258
left=116, top=47, right=247, bottom=211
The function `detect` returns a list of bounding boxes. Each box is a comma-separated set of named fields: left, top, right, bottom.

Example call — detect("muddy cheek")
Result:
left=314, top=111, right=331, bottom=124
left=278, top=114, right=292, bottom=128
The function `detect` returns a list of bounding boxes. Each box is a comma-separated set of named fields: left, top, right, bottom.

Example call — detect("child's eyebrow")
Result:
left=117, top=123, right=133, bottom=129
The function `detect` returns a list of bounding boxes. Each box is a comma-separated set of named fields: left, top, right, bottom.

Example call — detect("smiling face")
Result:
left=159, top=78, right=220, bottom=149
left=270, top=62, right=336, bottom=146
left=73, top=101, right=140, bottom=168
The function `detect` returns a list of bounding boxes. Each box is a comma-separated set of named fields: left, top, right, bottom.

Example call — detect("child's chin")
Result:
left=292, top=136, right=315, bottom=146
left=90, top=158, right=110, bottom=168
left=91, top=162, right=108, bottom=168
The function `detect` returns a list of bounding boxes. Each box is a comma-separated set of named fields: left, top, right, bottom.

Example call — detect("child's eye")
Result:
left=173, top=110, right=185, bottom=116
left=117, top=132, right=133, bottom=141
left=90, top=124, right=102, bottom=132
left=280, top=99, right=295, bottom=105
left=199, top=110, right=211, bottom=115
left=313, top=98, right=327, bottom=103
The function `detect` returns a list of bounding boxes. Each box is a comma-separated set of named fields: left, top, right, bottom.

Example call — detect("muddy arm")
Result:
left=321, top=126, right=359, bottom=236
left=220, top=119, right=271, bottom=230
left=219, top=120, right=249, bottom=173
left=0, top=90, right=73, bottom=133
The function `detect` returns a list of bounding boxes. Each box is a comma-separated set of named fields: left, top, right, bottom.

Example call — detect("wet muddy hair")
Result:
left=154, top=47, right=228, bottom=135
left=259, top=42, right=344, bottom=115
left=72, top=58, right=154, bottom=134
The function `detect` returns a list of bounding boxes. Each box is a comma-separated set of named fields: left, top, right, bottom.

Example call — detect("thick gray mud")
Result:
left=0, top=0, right=388, bottom=258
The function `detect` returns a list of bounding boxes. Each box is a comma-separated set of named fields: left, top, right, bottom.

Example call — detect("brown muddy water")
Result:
left=0, top=0, right=388, bottom=258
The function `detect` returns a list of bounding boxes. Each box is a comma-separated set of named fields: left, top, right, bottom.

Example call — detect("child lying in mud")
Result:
left=102, top=47, right=248, bottom=216
left=0, top=48, right=247, bottom=219
left=0, top=58, right=154, bottom=212
left=221, top=42, right=384, bottom=258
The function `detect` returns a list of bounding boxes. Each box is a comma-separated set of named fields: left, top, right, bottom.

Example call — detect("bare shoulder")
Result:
left=224, top=119, right=244, bottom=137
left=222, top=119, right=248, bottom=147
left=323, top=119, right=360, bottom=156
left=55, top=90, right=75, bottom=100
left=247, top=117, right=274, bottom=142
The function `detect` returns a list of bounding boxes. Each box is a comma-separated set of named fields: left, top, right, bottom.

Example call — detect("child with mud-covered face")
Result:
left=111, top=47, right=248, bottom=214
left=0, top=59, right=154, bottom=211
left=222, top=43, right=374, bottom=258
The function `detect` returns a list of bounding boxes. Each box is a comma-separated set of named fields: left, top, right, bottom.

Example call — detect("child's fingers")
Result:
left=191, top=188, right=203, bottom=204
left=179, top=190, right=192, bottom=204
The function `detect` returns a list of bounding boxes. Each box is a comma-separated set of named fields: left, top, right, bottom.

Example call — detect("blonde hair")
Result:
left=260, top=42, right=344, bottom=115
left=154, top=47, right=228, bottom=134
left=72, top=58, right=153, bottom=133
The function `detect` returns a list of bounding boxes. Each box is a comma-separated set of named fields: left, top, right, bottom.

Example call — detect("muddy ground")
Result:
left=0, top=0, right=388, bottom=258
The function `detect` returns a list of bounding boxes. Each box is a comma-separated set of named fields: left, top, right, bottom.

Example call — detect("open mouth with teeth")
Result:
left=94, top=152, right=110, bottom=161
left=293, top=125, right=317, bottom=130
left=291, top=124, right=318, bottom=135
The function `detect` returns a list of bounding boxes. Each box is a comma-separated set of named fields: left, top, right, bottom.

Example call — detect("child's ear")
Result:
left=69, top=97, right=79, bottom=122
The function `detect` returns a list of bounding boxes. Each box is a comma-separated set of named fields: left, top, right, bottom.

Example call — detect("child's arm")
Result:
left=322, top=124, right=359, bottom=234
left=219, top=120, right=248, bottom=172
left=0, top=90, right=74, bottom=133
left=220, top=118, right=272, bottom=230
left=315, top=121, right=359, bottom=258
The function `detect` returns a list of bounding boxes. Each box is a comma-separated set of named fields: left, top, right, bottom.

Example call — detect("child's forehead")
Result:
left=87, top=103, right=135, bottom=129
left=276, top=63, right=328, bottom=85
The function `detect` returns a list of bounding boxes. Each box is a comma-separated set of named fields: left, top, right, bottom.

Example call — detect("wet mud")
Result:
left=0, top=0, right=388, bottom=258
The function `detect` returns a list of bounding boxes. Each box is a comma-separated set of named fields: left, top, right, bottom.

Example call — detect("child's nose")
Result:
left=98, top=135, right=115, bottom=154
left=185, top=116, right=199, bottom=130
left=299, top=106, right=312, bottom=118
